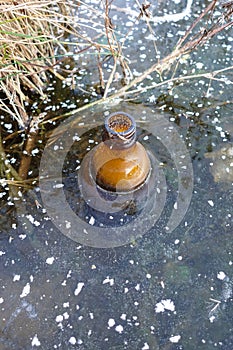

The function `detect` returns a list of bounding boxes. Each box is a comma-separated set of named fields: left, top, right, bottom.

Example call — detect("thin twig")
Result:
left=177, top=0, right=218, bottom=49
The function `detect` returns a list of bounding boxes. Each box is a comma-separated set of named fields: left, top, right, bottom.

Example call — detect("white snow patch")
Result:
left=31, top=148, right=39, bottom=156
left=160, top=281, right=165, bottom=289
left=196, top=62, right=204, bottom=69
left=73, top=135, right=81, bottom=141
left=169, top=335, right=181, bottom=343
left=31, top=334, right=41, bottom=347
left=55, top=315, right=63, bottom=323
left=53, top=183, right=64, bottom=189
left=26, top=214, right=40, bottom=226
left=4, top=123, right=12, bottom=130
left=102, top=276, right=114, bottom=286
left=126, top=21, right=133, bottom=27
left=46, top=257, right=55, bottom=265
left=209, top=315, right=215, bottom=323
left=20, top=283, right=30, bottom=298
left=140, top=54, right=147, bottom=59
left=120, top=314, right=127, bottom=320
left=142, top=343, right=150, bottom=350
left=65, top=221, right=71, bottom=229
left=0, top=251, right=5, bottom=256
left=89, top=216, right=95, bottom=225
left=108, top=318, right=115, bottom=328
left=155, top=299, right=175, bottom=313
left=74, top=282, right=84, bottom=296
left=217, top=271, right=226, bottom=280
left=69, top=336, right=76, bottom=345
left=0, top=297, right=4, bottom=304
left=208, top=200, right=214, bottom=207
left=115, top=325, right=124, bottom=333
left=13, top=274, right=21, bottom=282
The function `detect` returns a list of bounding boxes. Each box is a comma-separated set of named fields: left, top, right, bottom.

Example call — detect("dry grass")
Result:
left=0, top=0, right=79, bottom=127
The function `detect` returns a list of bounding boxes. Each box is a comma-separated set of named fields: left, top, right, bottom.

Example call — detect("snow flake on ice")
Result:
left=170, top=335, right=181, bottom=343
left=46, top=257, right=55, bottom=265
left=155, top=299, right=175, bottom=313
left=31, top=334, right=41, bottom=347
left=74, top=282, right=84, bottom=296
left=102, top=276, right=114, bottom=286
left=20, top=283, right=31, bottom=298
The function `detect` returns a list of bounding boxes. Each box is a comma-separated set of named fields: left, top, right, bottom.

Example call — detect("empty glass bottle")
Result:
left=92, top=112, right=151, bottom=192
left=78, top=111, right=153, bottom=225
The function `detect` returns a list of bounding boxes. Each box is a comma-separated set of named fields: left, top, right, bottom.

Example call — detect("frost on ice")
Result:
left=155, top=299, right=175, bottom=313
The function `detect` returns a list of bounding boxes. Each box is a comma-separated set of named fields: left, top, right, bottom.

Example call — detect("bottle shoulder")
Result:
left=92, top=141, right=149, bottom=159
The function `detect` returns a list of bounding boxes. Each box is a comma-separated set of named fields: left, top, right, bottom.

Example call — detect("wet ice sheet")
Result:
left=1, top=0, right=233, bottom=349
left=0, top=208, right=232, bottom=349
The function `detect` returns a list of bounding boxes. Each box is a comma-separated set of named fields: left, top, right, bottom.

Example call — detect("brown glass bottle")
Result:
left=91, top=112, right=151, bottom=192
left=78, top=111, right=152, bottom=224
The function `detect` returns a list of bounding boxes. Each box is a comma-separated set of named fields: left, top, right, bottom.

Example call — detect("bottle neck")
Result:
left=102, top=112, right=136, bottom=149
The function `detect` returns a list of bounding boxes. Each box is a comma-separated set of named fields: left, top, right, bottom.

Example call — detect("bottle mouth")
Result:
left=105, top=112, right=136, bottom=141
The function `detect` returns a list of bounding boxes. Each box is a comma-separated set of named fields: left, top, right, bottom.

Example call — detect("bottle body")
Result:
left=91, top=140, right=151, bottom=192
